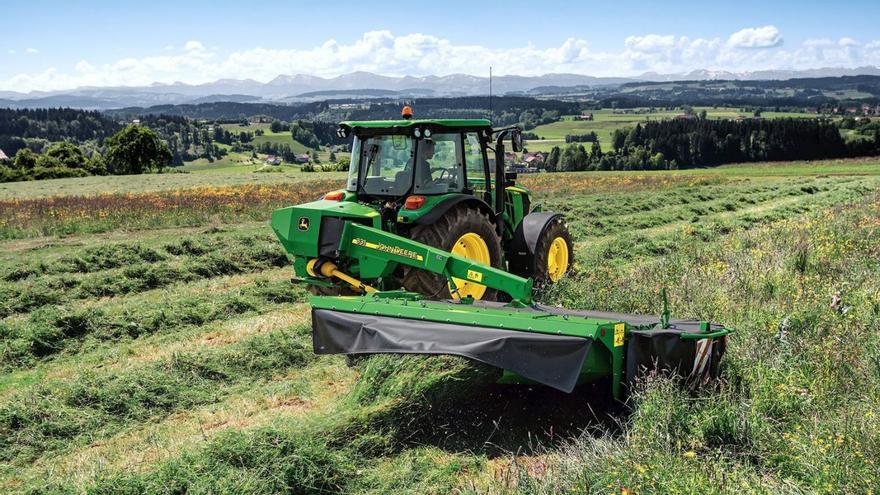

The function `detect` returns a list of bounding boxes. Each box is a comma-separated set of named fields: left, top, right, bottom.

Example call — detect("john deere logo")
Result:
left=298, top=217, right=310, bottom=231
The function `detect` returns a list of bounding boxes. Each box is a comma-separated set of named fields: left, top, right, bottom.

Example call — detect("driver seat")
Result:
left=393, top=169, right=413, bottom=194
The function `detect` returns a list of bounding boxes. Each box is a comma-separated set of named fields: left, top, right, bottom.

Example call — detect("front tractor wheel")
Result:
left=533, top=218, right=574, bottom=288
left=402, top=204, right=503, bottom=301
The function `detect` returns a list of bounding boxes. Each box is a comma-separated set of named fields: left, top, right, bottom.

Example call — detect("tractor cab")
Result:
left=337, top=112, right=524, bottom=230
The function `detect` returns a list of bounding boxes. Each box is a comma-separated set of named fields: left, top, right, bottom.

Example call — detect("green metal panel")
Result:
left=395, top=193, right=458, bottom=224
left=270, top=199, right=381, bottom=259
left=310, top=295, right=614, bottom=338
left=337, top=222, right=535, bottom=302
left=505, top=187, right=526, bottom=230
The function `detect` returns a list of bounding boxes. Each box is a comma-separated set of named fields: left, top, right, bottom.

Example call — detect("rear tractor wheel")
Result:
left=402, top=204, right=503, bottom=301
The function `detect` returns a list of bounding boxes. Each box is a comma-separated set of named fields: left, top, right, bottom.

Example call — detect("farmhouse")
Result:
left=575, top=112, right=594, bottom=121
left=523, top=152, right=545, bottom=166
left=293, top=153, right=311, bottom=164
left=265, top=156, right=282, bottom=166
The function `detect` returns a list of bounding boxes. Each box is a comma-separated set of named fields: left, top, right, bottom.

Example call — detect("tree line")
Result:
left=0, top=108, right=121, bottom=158
left=544, top=117, right=880, bottom=172
left=1, top=125, right=172, bottom=182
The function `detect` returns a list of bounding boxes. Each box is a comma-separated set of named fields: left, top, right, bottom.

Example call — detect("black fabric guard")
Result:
left=312, top=308, right=592, bottom=393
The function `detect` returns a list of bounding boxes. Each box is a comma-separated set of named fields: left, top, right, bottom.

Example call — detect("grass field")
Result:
left=1, top=157, right=879, bottom=493
left=169, top=123, right=349, bottom=175
left=525, top=107, right=819, bottom=153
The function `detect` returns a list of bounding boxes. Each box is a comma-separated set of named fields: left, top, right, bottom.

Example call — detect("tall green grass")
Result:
left=510, top=193, right=880, bottom=494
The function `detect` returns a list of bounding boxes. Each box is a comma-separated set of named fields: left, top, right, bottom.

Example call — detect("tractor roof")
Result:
left=340, top=118, right=492, bottom=130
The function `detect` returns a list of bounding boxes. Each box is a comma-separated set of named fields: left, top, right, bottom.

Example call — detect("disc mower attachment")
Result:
left=309, top=293, right=733, bottom=398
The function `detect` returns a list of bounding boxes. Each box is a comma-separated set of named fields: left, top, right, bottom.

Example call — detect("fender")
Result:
left=507, top=211, right=564, bottom=277
left=412, top=194, right=495, bottom=225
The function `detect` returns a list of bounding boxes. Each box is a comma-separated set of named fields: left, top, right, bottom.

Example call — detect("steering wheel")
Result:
left=429, top=167, right=448, bottom=179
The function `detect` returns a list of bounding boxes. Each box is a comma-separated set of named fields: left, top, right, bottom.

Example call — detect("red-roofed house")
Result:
left=523, top=152, right=545, bottom=166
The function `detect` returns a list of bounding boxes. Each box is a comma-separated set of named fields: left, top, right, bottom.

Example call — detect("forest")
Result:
left=545, top=117, right=880, bottom=171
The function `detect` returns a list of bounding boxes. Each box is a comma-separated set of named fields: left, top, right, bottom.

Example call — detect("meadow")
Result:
left=158, top=123, right=350, bottom=175
left=524, top=107, right=818, bottom=153
left=0, top=157, right=879, bottom=493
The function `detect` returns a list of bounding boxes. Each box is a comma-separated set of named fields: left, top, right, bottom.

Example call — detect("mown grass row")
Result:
left=546, top=176, right=868, bottom=242
left=0, top=325, right=316, bottom=467
left=0, top=276, right=306, bottom=370
left=0, top=232, right=291, bottom=318
left=576, top=178, right=876, bottom=264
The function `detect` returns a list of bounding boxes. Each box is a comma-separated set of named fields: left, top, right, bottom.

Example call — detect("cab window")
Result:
left=413, top=133, right=465, bottom=195
left=349, top=134, right=415, bottom=196
left=464, top=132, right=485, bottom=186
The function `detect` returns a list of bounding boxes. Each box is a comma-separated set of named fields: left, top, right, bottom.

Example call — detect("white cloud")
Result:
left=7, top=49, right=15, bottom=55
left=184, top=40, right=205, bottom=52
left=727, top=26, right=783, bottom=49
left=624, top=34, right=677, bottom=52
left=3, top=28, right=880, bottom=92
left=794, top=37, right=874, bottom=67
left=25, top=47, right=39, bottom=54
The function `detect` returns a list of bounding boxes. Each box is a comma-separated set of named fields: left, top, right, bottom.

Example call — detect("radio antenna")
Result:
left=488, top=66, right=493, bottom=119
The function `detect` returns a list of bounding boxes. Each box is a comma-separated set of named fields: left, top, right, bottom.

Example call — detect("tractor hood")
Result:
left=271, top=199, right=381, bottom=259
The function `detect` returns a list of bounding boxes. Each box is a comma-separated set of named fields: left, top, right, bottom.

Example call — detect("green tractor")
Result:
left=276, top=111, right=572, bottom=300
left=271, top=109, right=732, bottom=398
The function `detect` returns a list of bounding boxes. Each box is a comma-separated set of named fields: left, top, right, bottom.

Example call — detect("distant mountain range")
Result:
left=2, top=66, right=879, bottom=110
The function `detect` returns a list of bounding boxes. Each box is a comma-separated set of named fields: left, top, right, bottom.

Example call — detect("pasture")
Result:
left=173, top=123, right=348, bottom=175
left=524, top=107, right=818, bottom=152
left=1, top=158, right=879, bottom=493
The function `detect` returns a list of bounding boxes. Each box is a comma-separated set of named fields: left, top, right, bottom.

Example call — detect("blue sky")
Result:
left=2, top=0, right=879, bottom=92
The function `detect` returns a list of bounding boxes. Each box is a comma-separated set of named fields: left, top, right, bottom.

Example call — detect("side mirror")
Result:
left=511, top=130, right=523, bottom=152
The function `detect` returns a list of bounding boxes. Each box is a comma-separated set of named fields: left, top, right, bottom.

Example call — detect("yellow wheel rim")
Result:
left=449, top=232, right=490, bottom=300
left=547, top=237, right=569, bottom=282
